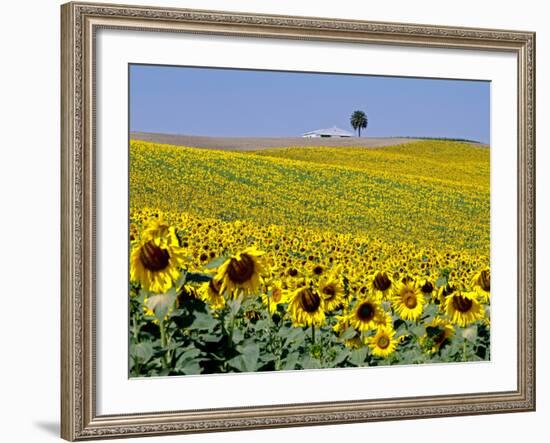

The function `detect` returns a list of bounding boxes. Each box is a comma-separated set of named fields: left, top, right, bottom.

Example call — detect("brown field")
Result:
left=130, top=132, right=425, bottom=151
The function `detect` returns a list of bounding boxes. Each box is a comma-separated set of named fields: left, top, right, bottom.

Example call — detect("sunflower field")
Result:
left=129, top=140, right=491, bottom=377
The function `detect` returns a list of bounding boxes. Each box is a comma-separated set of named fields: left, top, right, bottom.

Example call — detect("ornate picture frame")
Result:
left=61, top=1, right=535, bottom=440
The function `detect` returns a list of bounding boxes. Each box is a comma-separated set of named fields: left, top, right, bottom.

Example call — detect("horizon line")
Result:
left=130, top=130, right=486, bottom=145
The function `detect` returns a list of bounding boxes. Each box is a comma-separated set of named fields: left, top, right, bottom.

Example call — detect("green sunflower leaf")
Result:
left=133, top=342, right=154, bottom=364
left=228, top=298, right=242, bottom=316
left=203, top=256, right=227, bottom=270
left=174, top=270, right=188, bottom=289
left=175, top=346, right=201, bottom=363
left=144, top=293, right=177, bottom=321
left=174, top=346, right=204, bottom=375
left=191, top=312, right=218, bottom=331
left=180, top=361, right=203, bottom=375
left=228, top=341, right=260, bottom=372
left=186, top=273, right=213, bottom=283
left=462, top=325, right=478, bottom=342
left=423, top=304, right=439, bottom=317
left=410, top=324, right=426, bottom=337
left=231, top=328, right=244, bottom=344
left=393, top=319, right=406, bottom=331
left=253, top=319, right=269, bottom=332
left=349, top=347, right=368, bottom=366
left=301, top=356, right=322, bottom=370
left=282, top=352, right=300, bottom=370
left=436, top=275, right=448, bottom=288
left=340, top=327, right=357, bottom=341
left=331, top=347, right=351, bottom=365
left=278, top=327, right=305, bottom=347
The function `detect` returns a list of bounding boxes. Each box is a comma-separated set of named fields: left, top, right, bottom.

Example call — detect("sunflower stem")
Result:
left=311, top=325, right=316, bottom=344
left=228, top=304, right=236, bottom=346
left=132, top=309, right=139, bottom=340
left=229, top=317, right=235, bottom=345
left=462, top=340, right=467, bottom=362
left=131, top=310, right=142, bottom=376
left=159, top=320, right=169, bottom=369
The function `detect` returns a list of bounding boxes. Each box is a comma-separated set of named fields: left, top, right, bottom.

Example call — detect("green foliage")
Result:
left=145, top=292, right=177, bottom=321
left=350, top=110, right=368, bottom=137
left=130, top=277, right=491, bottom=377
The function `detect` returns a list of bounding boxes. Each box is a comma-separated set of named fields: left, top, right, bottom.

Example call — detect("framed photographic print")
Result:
left=61, top=1, right=536, bottom=440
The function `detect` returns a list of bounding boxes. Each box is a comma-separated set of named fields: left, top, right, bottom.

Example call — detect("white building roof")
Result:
left=302, top=126, right=354, bottom=137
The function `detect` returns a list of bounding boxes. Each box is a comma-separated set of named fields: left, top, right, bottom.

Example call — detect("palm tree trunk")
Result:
left=358, top=127, right=361, bottom=137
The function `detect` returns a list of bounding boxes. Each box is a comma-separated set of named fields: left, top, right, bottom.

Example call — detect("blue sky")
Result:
left=130, top=64, right=490, bottom=143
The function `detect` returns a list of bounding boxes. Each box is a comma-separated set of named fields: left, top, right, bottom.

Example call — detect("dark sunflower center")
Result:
left=322, top=284, right=336, bottom=300
left=402, top=290, right=418, bottom=309
left=433, top=329, right=447, bottom=345
left=452, top=295, right=473, bottom=313
left=139, top=241, right=170, bottom=272
left=208, top=279, right=221, bottom=295
left=373, top=273, right=391, bottom=291
left=377, top=335, right=390, bottom=349
left=299, top=288, right=321, bottom=313
left=357, top=302, right=375, bottom=321
left=272, top=288, right=282, bottom=303
left=227, top=253, right=255, bottom=284
left=479, top=270, right=490, bottom=291
left=421, top=281, right=434, bottom=294
left=313, top=265, right=324, bottom=275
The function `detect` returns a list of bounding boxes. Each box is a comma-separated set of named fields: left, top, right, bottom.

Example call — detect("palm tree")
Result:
left=350, top=110, right=368, bottom=137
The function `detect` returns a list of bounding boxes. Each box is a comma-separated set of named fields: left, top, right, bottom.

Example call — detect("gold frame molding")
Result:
left=61, top=1, right=536, bottom=440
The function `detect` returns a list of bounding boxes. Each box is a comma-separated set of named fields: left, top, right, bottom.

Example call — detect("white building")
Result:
left=302, top=126, right=354, bottom=138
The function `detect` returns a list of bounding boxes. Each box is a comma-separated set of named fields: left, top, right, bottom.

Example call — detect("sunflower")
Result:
left=367, top=326, right=399, bottom=358
left=344, top=332, right=364, bottom=349
left=421, top=317, right=455, bottom=353
left=437, top=280, right=458, bottom=307
left=445, top=291, right=485, bottom=327
left=129, top=222, right=139, bottom=242
left=261, top=280, right=288, bottom=314
left=309, top=262, right=327, bottom=277
left=369, top=271, right=393, bottom=300
left=332, top=314, right=349, bottom=334
left=392, top=280, right=425, bottom=321
left=198, top=278, right=226, bottom=310
left=348, top=296, right=385, bottom=332
left=471, top=268, right=490, bottom=303
left=377, top=311, right=394, bottom=328
left=331, top=314, right=362, bottom=348
left=141, top=217, right=174, bottom=240
left=177, top=284, right=200, bottom=306
left=215, top=247, right=267, bottom=297
left=130, top=225, right=186, bottom=293
left=418, top=278, right=436, bottom=301
left=287, top=285, right=325, bottom=327
left=319, top=275, right=345, bottom=311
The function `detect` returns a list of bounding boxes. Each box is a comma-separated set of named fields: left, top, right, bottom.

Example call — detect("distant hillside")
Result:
left=254, top=141, right=490, bottom=189
left=130, top=139, right=489, bottom=251
left=394, top=135, right=485, bottom=144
